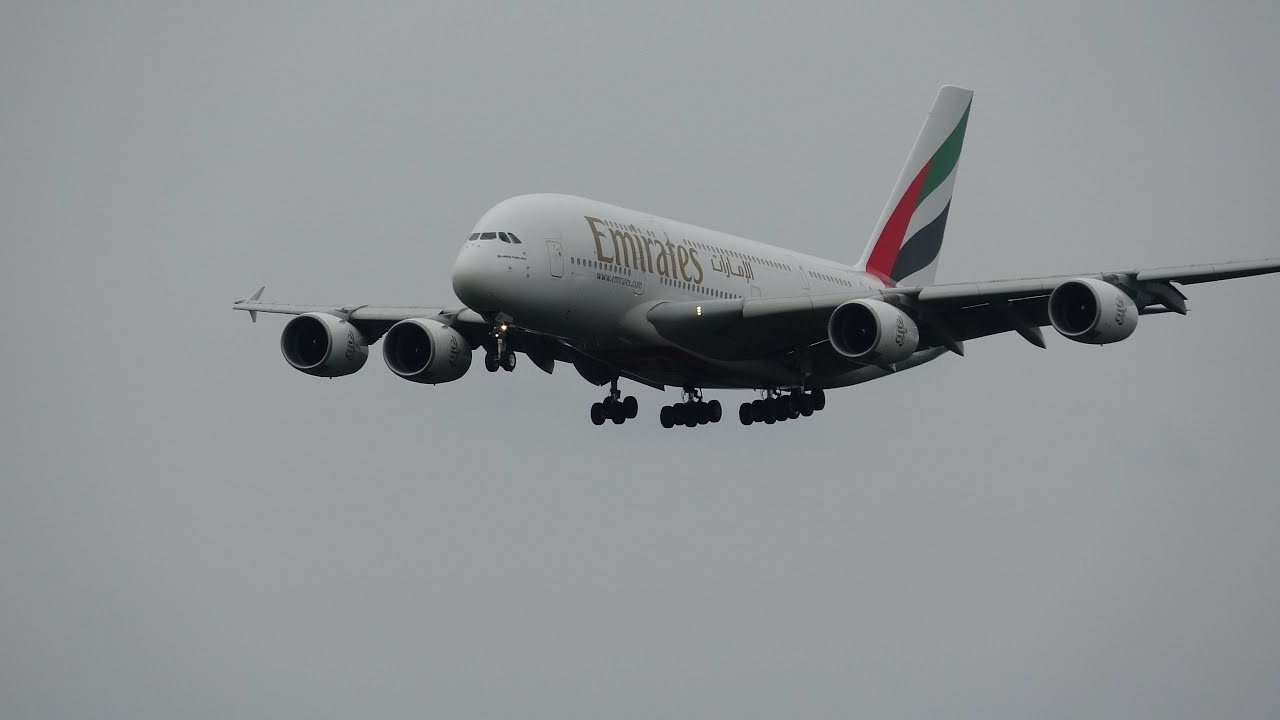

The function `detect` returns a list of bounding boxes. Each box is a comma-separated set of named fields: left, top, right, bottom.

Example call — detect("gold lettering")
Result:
left=664, top=240, right=677, bottom=278
left=689, top=249, right=704, bottom=284
left=629, top=234, right=646, bottom=271
left=586, top=217, right=612, bottom=263
left=643, top=237, right=658, bottom=273
left=609, top=228, right=633, bottom=268
left=677, top=245, right=691, bottom=282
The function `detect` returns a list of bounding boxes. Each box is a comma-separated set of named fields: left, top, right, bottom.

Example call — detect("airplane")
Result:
left=234, top=85, right=1280, bottom=428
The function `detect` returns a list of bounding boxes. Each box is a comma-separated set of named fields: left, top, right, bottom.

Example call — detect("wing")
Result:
left=231, top=287, right=623, bottom=380
left=644, top=258, right=1280, bottom=360
left=233, top=287, right=480, bottom=343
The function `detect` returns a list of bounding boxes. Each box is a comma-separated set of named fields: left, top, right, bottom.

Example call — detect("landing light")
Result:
left=696, top=306, right=702, bottom=316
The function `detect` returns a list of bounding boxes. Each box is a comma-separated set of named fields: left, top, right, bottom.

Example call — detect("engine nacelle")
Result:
left=382, top=318, right=473, bottom=384
left=828, top=299, right=920, bottom=363
left=280, top=312, right=368, bottom=377
left=1048, top=278, right=1138, bottom=344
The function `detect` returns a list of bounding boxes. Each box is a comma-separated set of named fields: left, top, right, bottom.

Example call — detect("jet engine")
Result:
left=827, top=299, right=920, bottom=363
left=280, top=312, right=368, bottom=377
left=382, top=318, right=473, bottom=384
left=1047, top=278, right=1138, bottom=344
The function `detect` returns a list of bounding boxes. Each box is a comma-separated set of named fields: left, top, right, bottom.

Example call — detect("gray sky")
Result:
left=3, top=1, right=1279, bottom=718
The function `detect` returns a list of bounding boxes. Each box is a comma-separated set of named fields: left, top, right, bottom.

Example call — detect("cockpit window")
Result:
left=475, top=231, right=523, bottom=244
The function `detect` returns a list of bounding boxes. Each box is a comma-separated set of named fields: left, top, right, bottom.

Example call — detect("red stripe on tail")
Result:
left=865, top=160, right=931, bottom=285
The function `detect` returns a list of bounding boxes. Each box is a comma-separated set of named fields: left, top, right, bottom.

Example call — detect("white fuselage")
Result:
left=450, top=193, right=943, bottom=389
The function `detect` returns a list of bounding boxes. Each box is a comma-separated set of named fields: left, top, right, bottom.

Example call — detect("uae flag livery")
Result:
left=859, top=86, right=972, bottom=287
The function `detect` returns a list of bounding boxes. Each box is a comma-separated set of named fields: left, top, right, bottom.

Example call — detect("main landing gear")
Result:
left=590, top=378, right=638, bottom=426
left=483, top=324, right=517, bottom=372
left=659, top=388, right=722, bottom=429
left=739, top=388, right=825, bottom=426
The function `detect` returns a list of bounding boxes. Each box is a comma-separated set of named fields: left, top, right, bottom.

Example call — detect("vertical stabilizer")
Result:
left=857, top=85, right=972, bottom=287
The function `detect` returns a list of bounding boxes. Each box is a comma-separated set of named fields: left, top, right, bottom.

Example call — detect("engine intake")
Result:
left=1048, top=278, right=1138, bottom=344
left=382, top=318, right=473, bottom=384
left=280, top=312, right=368, bottom=377
left=828, top=299, right=920, bottom=363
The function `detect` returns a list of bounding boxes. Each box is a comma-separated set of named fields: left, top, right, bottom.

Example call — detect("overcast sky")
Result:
left=3, top=1, right=1280, bottom=718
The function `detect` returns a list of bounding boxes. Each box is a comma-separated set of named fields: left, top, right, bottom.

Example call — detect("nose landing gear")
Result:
left=590, top=378, right=638, bottom=426
left=659, top=388, right=722, bottom=429
left=739, top=388, right=825, bottom=426
left=484, top=323, right=518, bottom=372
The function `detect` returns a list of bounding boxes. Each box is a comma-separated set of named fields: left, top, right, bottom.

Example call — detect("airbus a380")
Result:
left=235, top=86, right=1280, bottom=428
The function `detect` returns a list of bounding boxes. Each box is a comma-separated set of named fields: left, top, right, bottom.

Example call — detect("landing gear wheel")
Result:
left=484, top=351, right=500, bottom=372
left=812, top=388, right=826, bottom=411
left=739, top=402, right=753, bottom=425
left=660, top=406, right=675, bottom=428
left=501, top=352, right=517, bottom=372
left=623, top=395, right=638, bottom=419
left=799, top=394, right=814, bottom=416
left=590, top=402, right=606, bottom=425
left=708, top=399, right=722, bottom=423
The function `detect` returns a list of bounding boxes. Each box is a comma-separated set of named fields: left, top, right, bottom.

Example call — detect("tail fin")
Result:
left=857, top=85, right=972, bottom=287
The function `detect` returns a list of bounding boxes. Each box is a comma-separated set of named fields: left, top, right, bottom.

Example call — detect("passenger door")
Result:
left=546, top=239, right=564, bottom=278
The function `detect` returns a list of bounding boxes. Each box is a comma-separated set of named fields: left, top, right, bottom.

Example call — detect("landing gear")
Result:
left=659, top=388, right=722, bottom=429
left=590, top=378, right=638, bottom=426
left=486, top=323, right=517, bottom=372
left=739, top=388, right=826, bottom=426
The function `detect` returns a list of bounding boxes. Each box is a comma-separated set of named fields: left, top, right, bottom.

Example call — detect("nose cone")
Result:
left=451, top=243, right=498, bottom=312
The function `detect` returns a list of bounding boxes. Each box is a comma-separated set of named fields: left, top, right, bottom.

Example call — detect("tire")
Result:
left=623, top=395, right=638, bottom=419
left=611, top=409, right=626, bottom=424
left=764, top=398, right=779, bottom=420
left=484, top=352, right=500, bottom=372
left=739, top=403, right=752, bottom=425
left=671, top=403, right=686, bottom=426
left=780, top=395, right=794, bottom=415
left=750, top=399, right=765, bottom=422
left=660, top=406, right=675, bottom=428
left=812, top=389, right=826, bottom=411
left=590, top=402, right=606, bottom=425
left=708, top=399, right=722, bottom=423
left=799, top=394, right=814, bottom=416
left=501, top=352, right=517, bottom=372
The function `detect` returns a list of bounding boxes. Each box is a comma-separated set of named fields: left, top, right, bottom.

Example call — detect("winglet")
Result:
left=236, top=285, right=266, bottom=322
